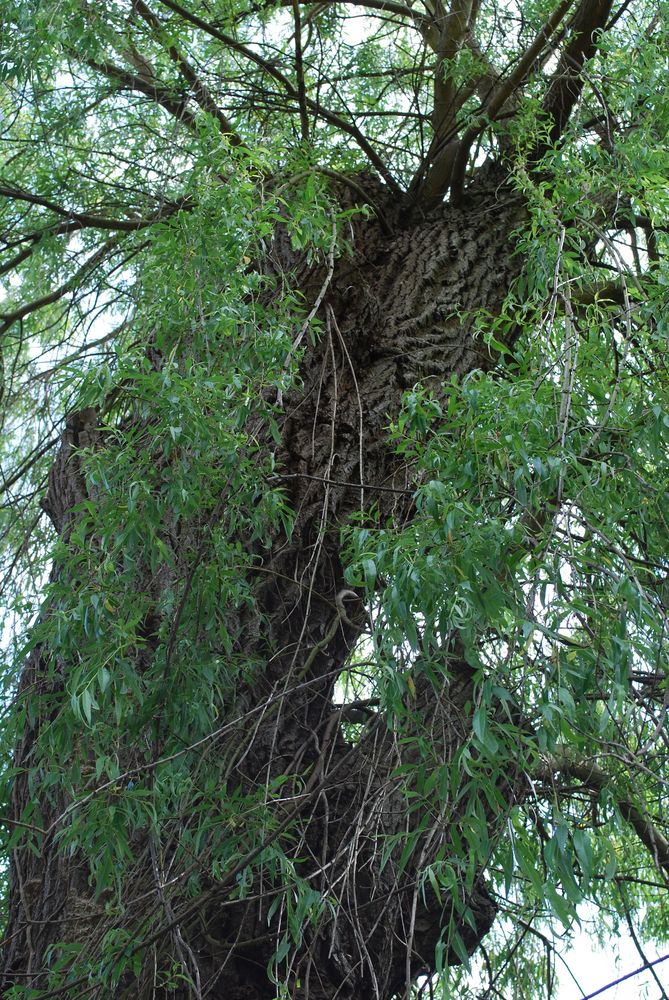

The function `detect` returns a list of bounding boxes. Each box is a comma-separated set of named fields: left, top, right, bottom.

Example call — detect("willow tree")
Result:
left=1, top=0, right=668, bottom=997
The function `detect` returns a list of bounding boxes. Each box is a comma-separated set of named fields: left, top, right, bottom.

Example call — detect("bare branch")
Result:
left=572, top=279, right=628, bottom=307
left=617, top=883, right=669, bottom=1000
left=580, top=954, right=669, bottom=1000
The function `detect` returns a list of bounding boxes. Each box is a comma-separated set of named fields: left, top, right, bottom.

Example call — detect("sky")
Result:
left=554, top=922, right=668, bottom=1000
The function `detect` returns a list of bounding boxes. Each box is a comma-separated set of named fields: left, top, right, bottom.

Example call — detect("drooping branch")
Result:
left=540, top=752, right=669, bottom=879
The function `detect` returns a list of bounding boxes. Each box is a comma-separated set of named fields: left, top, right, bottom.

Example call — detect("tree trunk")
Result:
left=2, top=168, right=527, bottom=999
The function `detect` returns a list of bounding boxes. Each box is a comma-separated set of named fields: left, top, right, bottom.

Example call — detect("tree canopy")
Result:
left=1, top=1, right=669, bottom=997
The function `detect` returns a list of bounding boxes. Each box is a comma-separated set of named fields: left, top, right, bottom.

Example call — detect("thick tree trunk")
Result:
left=2, top=169, right=526, bottom=999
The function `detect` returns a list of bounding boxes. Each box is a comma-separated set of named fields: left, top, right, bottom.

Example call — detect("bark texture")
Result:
left=3, top=169, right=527, bottom=999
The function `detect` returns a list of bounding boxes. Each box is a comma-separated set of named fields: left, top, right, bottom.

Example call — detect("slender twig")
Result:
left=0, top=816, right=48, bottom=836
left=617, top=883, right=669, bottom=1000
left=272, top=471, right=414, bottom=496
left=580, top=953, right=669, bottom=1000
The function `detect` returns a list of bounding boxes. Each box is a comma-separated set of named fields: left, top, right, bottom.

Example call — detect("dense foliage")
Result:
left=1, top=0, right=669, bottom=997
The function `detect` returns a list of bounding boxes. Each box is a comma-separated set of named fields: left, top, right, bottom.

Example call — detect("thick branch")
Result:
left=268, top=0, right=418, bottom=18
left=0, top=237, right=139, bottom=335
left=447, top=0, right=575, bottom=204
left=539, top=0, right=615, bottom=149
left=85, top=57, right=201, bottom=130
left=0, top=241, right=43, bottom=277
left=291, top=0, right=310, bottom=139
left=431, top=1, right=478, bottom=136
left=130, top=0, right=244, bottom=145
left=0, top=182, right=188, bottom=234
left=404, top=1, right=481, bottom=200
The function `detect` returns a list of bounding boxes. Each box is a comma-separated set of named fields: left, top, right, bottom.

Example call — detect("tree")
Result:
left=1, top=0, right=668, bottom=996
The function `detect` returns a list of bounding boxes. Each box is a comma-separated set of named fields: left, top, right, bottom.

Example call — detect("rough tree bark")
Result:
left=2, top=166, right=529, bottom=999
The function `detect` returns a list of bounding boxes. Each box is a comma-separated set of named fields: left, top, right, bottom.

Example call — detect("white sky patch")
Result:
left=554, top=915, right=669, bottom=1000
